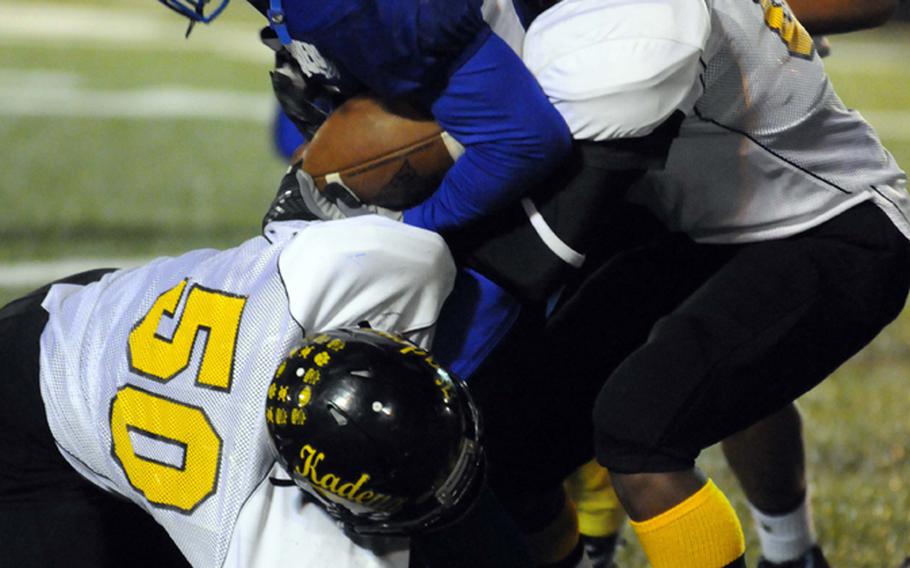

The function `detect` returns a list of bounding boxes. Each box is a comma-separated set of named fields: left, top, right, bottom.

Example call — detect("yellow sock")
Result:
left=564, top=460, right=626, bottom=537
left=629, top=479, right=745, bottom=568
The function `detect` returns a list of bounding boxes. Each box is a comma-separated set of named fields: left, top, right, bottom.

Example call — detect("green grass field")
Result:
left=1, top=2, right=908, bottom=565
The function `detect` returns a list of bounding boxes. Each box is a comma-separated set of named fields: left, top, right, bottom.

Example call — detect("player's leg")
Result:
left=594, top=202, right=910, bottom=567
left=471, top=219, right=706, bottom=567
left=721, top=403, right=829, bottom=567
left=564, top=460, right=626, bottom=568
left=465, top=306, right=591, bottom=568
left=0, top=271, right=190, bottom=568
left=568, top=404, right=820, bottom=567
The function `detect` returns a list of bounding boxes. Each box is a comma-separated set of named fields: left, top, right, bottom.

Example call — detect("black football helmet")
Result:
left=265, top=327, right=483, bottom=536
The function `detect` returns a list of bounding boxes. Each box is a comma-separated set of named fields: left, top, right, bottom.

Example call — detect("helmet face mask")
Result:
left=265, top=328, right=484, bottom=536
left=158, top=0, right=230, bottom=24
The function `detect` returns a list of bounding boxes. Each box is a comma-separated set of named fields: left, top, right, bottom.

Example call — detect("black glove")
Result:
left=262, top=167, right=403, bottom=229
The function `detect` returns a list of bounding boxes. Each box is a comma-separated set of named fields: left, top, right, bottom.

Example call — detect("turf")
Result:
left=1, top=3, right=908, bottom=565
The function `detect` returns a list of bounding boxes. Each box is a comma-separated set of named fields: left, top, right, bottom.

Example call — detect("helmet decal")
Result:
left=265, top=328, right=484, bottom=535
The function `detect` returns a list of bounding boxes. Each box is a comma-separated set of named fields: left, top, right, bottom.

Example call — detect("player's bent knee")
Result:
left=591, top=410, right=696, bottom=475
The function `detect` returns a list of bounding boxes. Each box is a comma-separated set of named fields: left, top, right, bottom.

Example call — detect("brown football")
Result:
left=297, top=95, right=463, bottom=210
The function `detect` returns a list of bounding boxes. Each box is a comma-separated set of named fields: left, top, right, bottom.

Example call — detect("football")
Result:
left=297, top=95, right=464, bottom=210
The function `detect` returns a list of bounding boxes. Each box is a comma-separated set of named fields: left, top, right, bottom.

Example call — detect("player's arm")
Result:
left=438, top=0, right=708, bottom=302
left=277, top=216, right=456, bottom=347
left=278, top=0, right=572, bottom=235
left=786, top=0, right=898, bottom=34
left=401, top=31, right=572, bottom=233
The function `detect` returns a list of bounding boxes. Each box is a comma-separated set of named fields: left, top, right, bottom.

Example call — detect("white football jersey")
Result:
left=38, top=216, right=455, bottom=568
left=522, top=0, right=910, bottom=243
left=482, top=0, right=528, bottom=56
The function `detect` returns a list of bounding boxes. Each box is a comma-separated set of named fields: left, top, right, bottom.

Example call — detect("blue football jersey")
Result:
left=276, top=0, right=486, bottom=98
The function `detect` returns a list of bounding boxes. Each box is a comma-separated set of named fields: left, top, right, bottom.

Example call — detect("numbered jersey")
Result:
left=38, top=217, right=455, bottom=568
left=523, top=0, right=910, bottom=243
left=628, top=0, right=910, bottom=243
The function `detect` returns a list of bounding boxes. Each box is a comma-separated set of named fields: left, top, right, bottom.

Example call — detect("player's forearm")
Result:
left=404, top=33, right=572, bottom=233
left=786, top=0, right=897, bottom=34
left=283, top=217, right=456, bottom=334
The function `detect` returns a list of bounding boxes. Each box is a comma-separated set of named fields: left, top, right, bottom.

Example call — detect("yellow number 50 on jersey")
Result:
left=110, top=280, right=247, bottom=513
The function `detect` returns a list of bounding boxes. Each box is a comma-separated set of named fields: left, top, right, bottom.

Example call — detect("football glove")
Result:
left=262, top=167, right=403, bottom=229
left=261, top=27, right=345, bottom=140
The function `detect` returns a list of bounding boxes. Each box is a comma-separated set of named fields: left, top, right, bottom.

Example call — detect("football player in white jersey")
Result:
left=0, top=214, right=529, bottom=568
left=250, top=3, right=909, bottom=566
left=500, top=0, right=910, bottom=566
left=535, top=3, right=907, bottom=566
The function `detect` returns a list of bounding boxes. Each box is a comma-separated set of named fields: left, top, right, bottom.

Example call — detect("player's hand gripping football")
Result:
left=262, top=165, right=403, bottom=229
left=261, top=92, right=462, bottom=227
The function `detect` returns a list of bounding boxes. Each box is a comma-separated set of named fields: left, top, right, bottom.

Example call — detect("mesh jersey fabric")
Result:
left=519, top=0, right=910, bottom=243
left=628, top=0, right=910, bottom=243
left=38, top=216, right=454, bottom=568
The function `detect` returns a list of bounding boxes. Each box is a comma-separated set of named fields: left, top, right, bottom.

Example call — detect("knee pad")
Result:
left=592, top=386, right=696, bottom=474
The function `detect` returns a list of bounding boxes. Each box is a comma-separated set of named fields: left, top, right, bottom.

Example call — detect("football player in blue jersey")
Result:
left=162, top=0, right=570, bottom=240
left=251, top=4, right=909, bottom=568
left=159, top=3, right=908, bottom=568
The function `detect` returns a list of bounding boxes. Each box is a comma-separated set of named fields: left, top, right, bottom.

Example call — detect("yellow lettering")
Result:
left=435, top=377, right=453, bottom=400
left=295, top=445, right=397, bottom=508
left=337, top=473, right=371, bottom=499
left=110, top=386, right=221, bottom=512
left=398, top=344, right=425, bottom=357
left=319, top=473, right=340, bottom=493
left=113, top=282, right=246, bottom=513
left=128, top=281, right=246, bottom=390
left=755, top=0, right=813, bottom=58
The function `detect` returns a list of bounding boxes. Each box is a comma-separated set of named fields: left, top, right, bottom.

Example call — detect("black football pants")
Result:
left=482, top=202, right=910, bottom=498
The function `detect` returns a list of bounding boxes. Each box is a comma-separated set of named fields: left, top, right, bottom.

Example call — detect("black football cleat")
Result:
left=756, top=545, right=830, bottom=568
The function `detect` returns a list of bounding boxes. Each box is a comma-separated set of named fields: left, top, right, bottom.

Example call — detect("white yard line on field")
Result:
left=10, top=78, right=910, bottom=138
left=0, top=2, right=269, bottom=63
left=0, top=258, right=150, bottom=288
left=0, top=69, right=81, bottom=88
left=0, top=81, right=272, bottom=121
